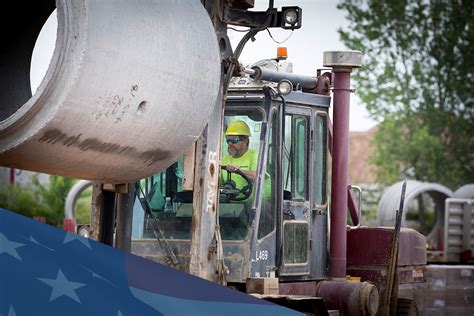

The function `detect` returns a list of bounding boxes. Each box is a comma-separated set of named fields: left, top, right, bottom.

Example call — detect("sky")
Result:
left=30, top=0, right=377, bottom=132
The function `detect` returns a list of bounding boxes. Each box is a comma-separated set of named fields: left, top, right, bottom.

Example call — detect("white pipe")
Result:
left=64, top=180, right=92, bottom=219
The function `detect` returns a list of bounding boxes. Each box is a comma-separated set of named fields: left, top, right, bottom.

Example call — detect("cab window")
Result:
left=314, top=114, right=327, bottom=205
left=283, top=114, right=308, bottom=200
left=132, top=155, right=193, bottom=240
left=258, top=111, right=277, bottom=239
left=132, top=107, right=276, bottom=242
left=219, top=109, right=264, bottom=240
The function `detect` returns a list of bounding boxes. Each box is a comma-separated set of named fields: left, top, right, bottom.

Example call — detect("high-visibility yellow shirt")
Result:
left=221, top=149, right=271, bottom=201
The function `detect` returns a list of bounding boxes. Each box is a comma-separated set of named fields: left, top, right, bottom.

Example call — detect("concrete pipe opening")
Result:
left=0, top=1, right=56, bottom=121
left=377, top=180, right=453, bottom=251
left=0, top=1, right=220, bottom=183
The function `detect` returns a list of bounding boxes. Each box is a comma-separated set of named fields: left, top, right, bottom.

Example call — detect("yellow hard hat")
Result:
left=225, top=120, right=251, bottom=136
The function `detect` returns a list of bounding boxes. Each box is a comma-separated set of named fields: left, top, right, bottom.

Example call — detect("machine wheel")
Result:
left=396, top=298, right=418, bottom=316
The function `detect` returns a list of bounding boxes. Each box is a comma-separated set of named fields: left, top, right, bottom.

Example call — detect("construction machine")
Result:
left=0, top=1, right=426, bottom=315
left=110, top=51, right=427, bottom=315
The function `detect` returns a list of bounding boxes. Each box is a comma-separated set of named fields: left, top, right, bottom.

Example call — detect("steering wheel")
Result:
left=220, top=165, right=253, bottom=202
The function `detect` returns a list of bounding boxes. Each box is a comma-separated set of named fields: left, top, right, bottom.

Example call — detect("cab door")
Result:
left=278, top=106, right=312, bottom=277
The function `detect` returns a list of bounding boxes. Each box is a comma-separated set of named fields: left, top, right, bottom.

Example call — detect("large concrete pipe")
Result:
left=453, top=184, right=474, bottom=199
left=0, top=1, right=220, bottom=183
left=377, top=180, right=453, bottom=227
left=377, top=180, right=453, bottom=250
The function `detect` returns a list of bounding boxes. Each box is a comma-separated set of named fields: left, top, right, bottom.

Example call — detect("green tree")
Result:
left=31, top=175, right=76, bottom=226
left=0, top=175, right=77, bottom=226
left=338, top=0, right=474, bottom=189
left=0, top=185, right=43, bottom=219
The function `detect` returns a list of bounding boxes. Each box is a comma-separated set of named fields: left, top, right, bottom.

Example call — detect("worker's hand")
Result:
left=226, top=165, right=239, bottom=173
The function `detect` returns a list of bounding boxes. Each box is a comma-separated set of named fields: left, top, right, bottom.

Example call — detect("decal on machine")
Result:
left=253, top=250, right=269, bottom=261
left=206, top=151, right=218, bottom=213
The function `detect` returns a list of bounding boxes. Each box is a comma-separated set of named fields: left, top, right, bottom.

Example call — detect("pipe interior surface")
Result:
left=0, top=1, right=56, bottom=121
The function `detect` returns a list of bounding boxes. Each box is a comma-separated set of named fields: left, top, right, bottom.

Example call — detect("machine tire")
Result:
left=396, top=298, right=418, bottom=316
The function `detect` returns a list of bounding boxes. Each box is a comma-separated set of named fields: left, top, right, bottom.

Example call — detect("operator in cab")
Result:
left=221, top=120, right=271, bottom=203
left=222, top=120, right=257, bottom=188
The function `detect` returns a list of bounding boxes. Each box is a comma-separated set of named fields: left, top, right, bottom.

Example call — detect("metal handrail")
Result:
left=347, top=185, right=362, bottom=230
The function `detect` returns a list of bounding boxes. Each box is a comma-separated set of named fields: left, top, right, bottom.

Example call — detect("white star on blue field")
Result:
left=0, top=233, right=25, bottom=261
left=38, top=269, right=86, bottom=303
left=63, top=232, right=91, bottom=248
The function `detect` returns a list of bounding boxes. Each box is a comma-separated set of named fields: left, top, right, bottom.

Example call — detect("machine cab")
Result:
left=131, top=60, right=331, bottom=284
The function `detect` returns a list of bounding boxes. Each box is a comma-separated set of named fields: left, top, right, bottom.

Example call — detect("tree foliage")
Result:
left=338, top=0, right=474, bottom=189
left=31, top=175, right=76, bottom=226
left=0, top=175, right=77, bottom=226
left=0, top=185, right=41, bottom=219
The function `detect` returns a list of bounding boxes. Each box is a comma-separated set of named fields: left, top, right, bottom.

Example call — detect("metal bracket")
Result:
left=223, top=7, right=276, bottom=28
left=103, top=183, right=128, bottom=193
left=315, top=208, right=327, bottom=216
left=222, top=6, right=302, bottom=30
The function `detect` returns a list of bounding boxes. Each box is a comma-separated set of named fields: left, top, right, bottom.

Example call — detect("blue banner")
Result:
left=0, top=209, right=300, bottom=315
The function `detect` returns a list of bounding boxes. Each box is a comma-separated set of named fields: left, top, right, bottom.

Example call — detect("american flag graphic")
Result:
left=0, top=208, right=300, bottom=315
